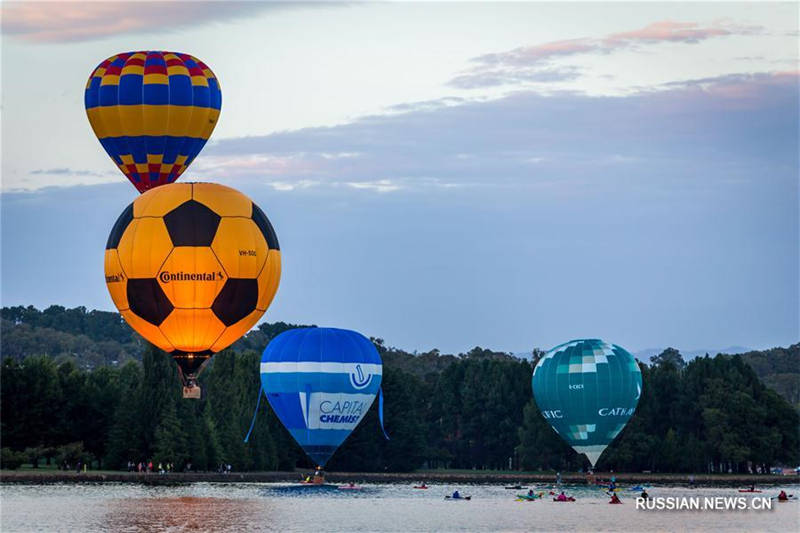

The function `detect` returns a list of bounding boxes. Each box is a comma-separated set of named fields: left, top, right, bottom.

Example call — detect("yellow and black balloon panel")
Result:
left=104, top=183, right=281, bottom=397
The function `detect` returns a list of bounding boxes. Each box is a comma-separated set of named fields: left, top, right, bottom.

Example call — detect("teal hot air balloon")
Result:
left=532, top=339, right=642, bottom=467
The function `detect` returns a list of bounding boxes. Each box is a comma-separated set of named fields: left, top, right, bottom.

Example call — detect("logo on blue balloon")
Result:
left=349, top=364, right=372, bottom=390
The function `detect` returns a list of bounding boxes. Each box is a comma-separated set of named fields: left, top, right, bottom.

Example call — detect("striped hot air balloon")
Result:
left=258, top=328, right=385, bottom=467
left=85, top=51, right=221, bottom=193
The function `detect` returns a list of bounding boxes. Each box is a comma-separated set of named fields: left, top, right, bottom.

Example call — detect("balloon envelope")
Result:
left=104, top=182, right=280, bottom=383
left=85, top=51, right=221, bottom=193
left=532, top=339, right=642, bottom=466
left=260, top=328, right=382, bottom=467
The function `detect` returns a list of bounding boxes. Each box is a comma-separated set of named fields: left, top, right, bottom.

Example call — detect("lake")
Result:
left=1, top=482, right=797, bottom=532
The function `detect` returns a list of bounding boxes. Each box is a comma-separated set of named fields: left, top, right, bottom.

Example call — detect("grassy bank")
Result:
left=1, top=469, right=797, bottom=486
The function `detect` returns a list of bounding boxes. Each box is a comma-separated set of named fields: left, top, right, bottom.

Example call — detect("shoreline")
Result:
left=1, top=470, right=797, bottom=486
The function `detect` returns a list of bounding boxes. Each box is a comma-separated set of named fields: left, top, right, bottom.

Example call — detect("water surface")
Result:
left=1, top=482, right=797, bottom=532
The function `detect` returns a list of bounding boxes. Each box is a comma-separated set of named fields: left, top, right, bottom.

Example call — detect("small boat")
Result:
left=413, top=485, right=429, bottom=489
left=552, top=497, right=575, bottom=502
left=516, top=493, right=542, bottom=501
left=445, top=495, right=472, bottom=501
left=738, top=489, right=762, bottom=493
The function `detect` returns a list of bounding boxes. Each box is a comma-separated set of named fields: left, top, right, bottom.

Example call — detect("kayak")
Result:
left=552, top=497, right=575, bottom=502
left=516, top=493, right=542, bottom=500
left=609, top=500, right=623, bottom=504
left=505, top=486, right=528, bottom=490
left=738, top=490, right=762, bottom=493
left=413, top=486, right=428, bottom=489
left=445, top=496, right=471, bottom=501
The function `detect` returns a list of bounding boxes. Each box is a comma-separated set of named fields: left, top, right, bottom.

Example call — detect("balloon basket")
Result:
left=182, top=384, right=203, bottom=399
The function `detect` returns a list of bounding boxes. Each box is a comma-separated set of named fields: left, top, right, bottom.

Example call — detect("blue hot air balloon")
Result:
left=250, top=327, right=386, bottom=467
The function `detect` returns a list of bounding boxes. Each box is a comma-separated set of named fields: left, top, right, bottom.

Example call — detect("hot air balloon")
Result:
left=532, top=339, right=642, bottom=467
left=255, top=328, right=387, bottom=469
left=85, top=51, right=221, bottom=193
left=104, top=182, right=281, bottom=397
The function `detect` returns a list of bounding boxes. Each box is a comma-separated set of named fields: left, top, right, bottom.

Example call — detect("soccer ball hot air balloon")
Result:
left=532, top=339, right=642, bottom=467
left=85, top=51, right=221, bottom=193
left=259, top=328, right=386, bottom=468
left=104, top=183, right=280, bottom=397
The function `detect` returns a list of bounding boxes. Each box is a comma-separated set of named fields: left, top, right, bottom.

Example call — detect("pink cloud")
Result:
left=453, top=19, right=764, bottom=89
left=0, top=1, right=274, bottom=43
left=604, top=21, right=731, bottom=45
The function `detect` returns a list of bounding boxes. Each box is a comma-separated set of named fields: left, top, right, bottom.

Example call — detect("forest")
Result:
left=1, top=305, right=798, bottom=474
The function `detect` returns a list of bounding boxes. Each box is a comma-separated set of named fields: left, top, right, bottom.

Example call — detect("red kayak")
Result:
left=552, top=497, right=575, bottom=502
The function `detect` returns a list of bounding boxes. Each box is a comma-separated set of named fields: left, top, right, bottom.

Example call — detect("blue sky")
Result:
left=1, top=1, right=798, bottom=354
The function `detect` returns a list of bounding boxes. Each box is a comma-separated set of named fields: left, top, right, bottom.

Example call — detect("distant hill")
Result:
left=633, top=346, right=751, bottom=363
left=738, top=344, right=800, bottom=409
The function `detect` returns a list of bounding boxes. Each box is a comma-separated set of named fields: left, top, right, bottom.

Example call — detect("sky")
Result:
left=1, top=1, right=798, bottom=355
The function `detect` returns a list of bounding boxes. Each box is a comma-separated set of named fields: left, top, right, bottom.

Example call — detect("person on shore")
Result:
left=610, top=493, right=622, bottom=504
left=75, top=461, right=82, bottom=473
left=556, top=472, right=562, bottom=485
left=689, top=474, right=695, bottom=488
left=148, top=460, right=153, bottom=473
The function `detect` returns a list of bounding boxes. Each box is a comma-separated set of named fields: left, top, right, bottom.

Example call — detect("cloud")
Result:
left=449, top=66, right=581, bottom=90
left=451, top=20, right=763, bottom=89
left=200, top=70, right=797, bottom=193
left=30, top=168, right=106, bottom=177
left=603, top=20, right=735, bottom=45
left=0, top=1, right=287, bottom=43
left=345, top=179, right=401, bottom=193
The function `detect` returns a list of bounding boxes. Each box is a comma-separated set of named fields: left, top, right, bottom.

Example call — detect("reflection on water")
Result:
left=102, top=496, right=268, bottom=532
left=1, top=482, right=798, bottom=533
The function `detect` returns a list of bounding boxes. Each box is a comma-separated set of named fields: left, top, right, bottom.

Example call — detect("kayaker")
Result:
left=610, top=493, right=622, bottom=504
left=527, top=489, right=534, bottom=497
left=419, top=483, right=428, bottom=489
left=556, top=491, right=568, bottom=502
left=608, top=480, right=616, bottom=491
left=749, top=484, right=755, bottom=492
left=640, top=490, right=649, bottom=500
left=452, top=490, right=461, bottom=499
left=778, top=490, right=788, bottom=501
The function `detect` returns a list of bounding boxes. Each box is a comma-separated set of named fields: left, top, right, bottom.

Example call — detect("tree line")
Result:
left=1, top=306, right=797, bottom=473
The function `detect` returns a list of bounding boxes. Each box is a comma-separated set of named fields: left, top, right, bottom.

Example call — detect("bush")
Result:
left=1, top=447, right=28, bottom=470
left=54, top=442, right=87, bottom=469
